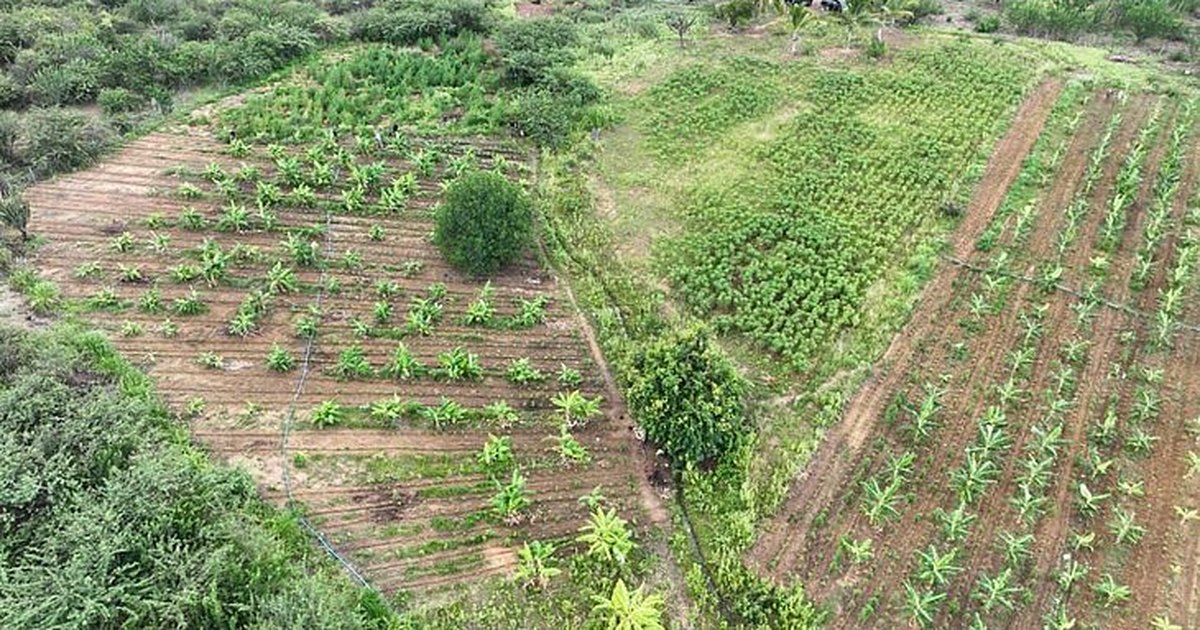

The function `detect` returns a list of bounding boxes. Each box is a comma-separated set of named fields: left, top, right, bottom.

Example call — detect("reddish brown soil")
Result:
left=23, top=130, right=652, bottom=594
left=747, top=84, right=1200, bottom=627
left=746, top=77, right=1064, bottom=578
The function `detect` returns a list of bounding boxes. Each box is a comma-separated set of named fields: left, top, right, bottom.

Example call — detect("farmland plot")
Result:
left=22, top=122, right=655, bottom=594
left=749, top=82, right=1200, bottom=628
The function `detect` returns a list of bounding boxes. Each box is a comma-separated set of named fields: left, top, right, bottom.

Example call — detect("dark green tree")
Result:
left=434, top=171, right=533, bottom=277
left=626, top=325, right=747, bottom=467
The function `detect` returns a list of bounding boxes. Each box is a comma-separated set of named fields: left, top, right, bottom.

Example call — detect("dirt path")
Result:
left=746, top=77, right=1063, bottom=580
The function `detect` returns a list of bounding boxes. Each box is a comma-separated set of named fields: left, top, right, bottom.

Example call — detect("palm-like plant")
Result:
left=437, top=347, right=483, bottom=381
left=265, top=262, right=298, bottom=294
left=972, top=567, right=1022, bottom=613
left=514, top=541, right=562, bottom=590
left=861, top=477, right=901, bottom=526
left=937, top=501, right=976, bottom=543
left=1093, top=574, right=1132, bottom=608
left=1076, top=482, right=1110, bottom=519
left=421, top=398, right=467, bottom=429
left=553, top=426, right=591, bottom=465
left=552, top=390, right=603, bottom=428
left=330, top=344, right=374, bottom=380
left=1108, top=508, right=1146, bottom=545
left=491, top=469, right=531, bottom=525
left=997, top=531, right=1034, bottom=566
left=901, top=581, right=945, bottom=629
left=590, top=580, right=664, bottom=630
left=578, top=507, right=636, bottom=567
left=478, top=434, right=514, bottom=473
left=839, top=536, right=874, bottom=564
left=787, top=5, right=818, bottom=55
left=916, top=545, right=962, bottom=588
left=382, top=343, right=424, bottom=380
left=1, top=192, right=30, bottom=241
left=1055, top=559, right=1087, bottom=592
left=951, top=450, right=999, bottom=504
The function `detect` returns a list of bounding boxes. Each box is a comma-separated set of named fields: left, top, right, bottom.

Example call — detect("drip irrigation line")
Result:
left=942, top=254, right=1200, bottom=334
left=278, top=206, right=373, bottom=589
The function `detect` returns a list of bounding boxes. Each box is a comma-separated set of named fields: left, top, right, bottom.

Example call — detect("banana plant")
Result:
left=1056, top=559, right=1088, bottom=592
left=901, top=582, right=945, bottom=630
left=937, top=502, right=976, bottom=543
left=577, top=507, right=636, bottom=566
left=996, top=531, right=1034, bottom=566
left=514, top=541, right=561, bottom=591
left=1076, top=483, right=1110, bottom=519
left=916, top=545, right=962, bottom=588
left=1093, top=574, right=1131, bottom=608
left=490, top=469, right=531, bottom=525
left=972, top=567, right=1022, bottom=613
left=1108, top=508, right=1146, bottom=545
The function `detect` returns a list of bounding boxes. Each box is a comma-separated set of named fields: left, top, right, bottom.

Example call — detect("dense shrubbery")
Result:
left=495, top=18, right=605, bottom=148
left=0, top=107, right=114, bottom=180
left=435, top=171, right=534, bottom=277
left=0, top=1, right=336, bottom=109
left=1005, top=0, right=1189, bottom=42
left=626, top=325, right=747, bottom=467
left=495, top=18, right=580, bottom=87
left=348, top=0, right=488, bottom=45
left=0, top=326, right=393, bottom=627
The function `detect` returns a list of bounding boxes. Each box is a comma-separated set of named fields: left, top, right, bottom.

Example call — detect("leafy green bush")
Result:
left=347, top=0, right=487, bottom=45
left=494, top=17, right=579, bottom=87
left=0, top=326, right=394, bottom=627
left=11, top=107, right=114, bottom=178
left=434, top=170, right=533, bottom=276
left=25, top=58, right=102, bottom=105
left=97, top=87, right=145, bottom=115
left=714, top=0, right=756, bottom=30
left=1117, top=0, right=1184, bottom=42
left=913, top=0, right=944, bottom=19
left=1005, top=0, right=1094, bottom=40
left=0, top=72, right=20, bottom=107
left=975, top=15, right=1001, bottom=33
left=626, top=325, right=746, bottom=467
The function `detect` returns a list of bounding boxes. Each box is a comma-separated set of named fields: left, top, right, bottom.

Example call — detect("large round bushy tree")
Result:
left=434, top=170, right=533, bottom=276
left=626, top=325, right=747, bottom=467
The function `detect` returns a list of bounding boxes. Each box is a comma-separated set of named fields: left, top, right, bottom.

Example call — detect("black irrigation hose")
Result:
left=672, top=474, right=738, bottom=625
left=278, top=205, right=374, bottom=589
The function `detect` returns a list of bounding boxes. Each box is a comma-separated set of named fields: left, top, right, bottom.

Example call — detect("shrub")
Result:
left=97, top=87, right=145, bottom=115
left=1005, top=0, right=1093, bottom=40
left=26, top=58, right=102, bottom=105
left=347, top=0, right=487, bottom=45
left=866, top=36, right=887, bottom=59
left=976, top=15, right=1001, bottom=33
left=494, top=17, right=579, bottom=86
left=13, top=108, right=115, bottom=178
left=1117, top=0, right=1184, bottom=42
left=626, top=325, right=746, bottom=467
left=434, top=171, right=532, bottom=276
left=0, top=71, right=21, bottom=108
left=913, top=0, right=944, bottom=20
left=714, top=0, right=756, bottom=30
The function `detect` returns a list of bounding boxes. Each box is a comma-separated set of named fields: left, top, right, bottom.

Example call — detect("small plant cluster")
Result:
left=1131, top=103, right=1191, bottom=291
left=462, top=282, right=552, bottom=329
left=1098, top=103, right=1161, bottom=254
left=327, top=343, right=487, bottom=382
